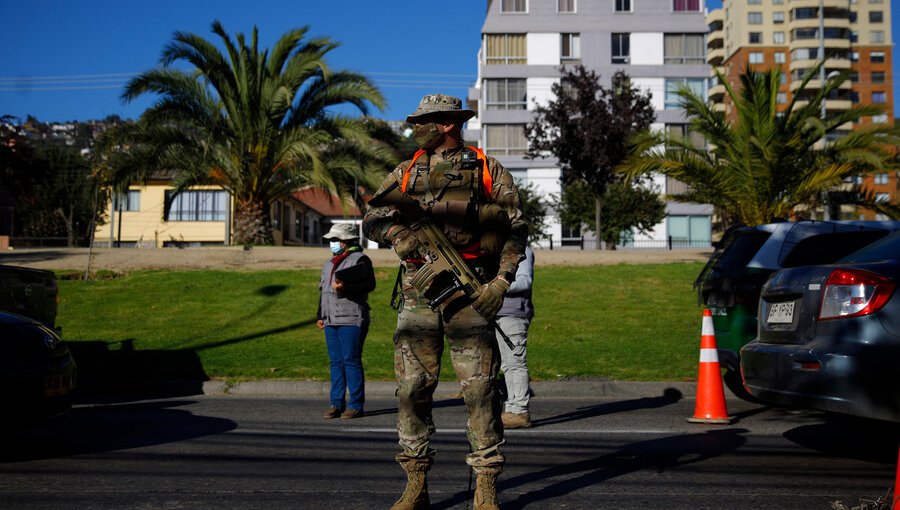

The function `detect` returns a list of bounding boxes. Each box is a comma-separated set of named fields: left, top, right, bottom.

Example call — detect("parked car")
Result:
left=0, top=264, right=60, bottom=330
left=740, top=230, right=900, bottom=423
left=0, top=310, right=77, bottom=426
left=695, top=220, right=900, bottom=400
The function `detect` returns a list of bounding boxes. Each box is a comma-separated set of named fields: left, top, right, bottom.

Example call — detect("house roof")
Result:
left=291, top=187, right=362, bottom=217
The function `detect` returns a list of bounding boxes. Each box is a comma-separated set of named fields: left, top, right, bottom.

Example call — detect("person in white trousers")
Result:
left=496, top=245, right=534, bottom=429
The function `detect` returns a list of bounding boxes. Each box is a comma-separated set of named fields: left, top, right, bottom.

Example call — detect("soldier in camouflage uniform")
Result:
left=363, top=94, right=527, bottom=510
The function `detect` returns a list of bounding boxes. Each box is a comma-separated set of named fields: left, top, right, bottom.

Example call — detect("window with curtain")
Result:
left=166, top=190, right=228, bottom=221
left=561, top=33, right=581, bottom=60
left=612, top=33, right=630, bottom=63
left=664, top=33, right=705, bottom=64
left=501, top=0, right=527, bottom=13
left=484, top=124, right=528, bottom=156
left=672, top=0, right=700, bottom=11
left=485, top=34, right=527, bottom=65
left=665, top=78, right=705, bottom=109
left=748, top=12, right=762, bottom=24
left=115, top=190, right=141, bottom=212
left=870, top=51, right=884, bottom=63
left=558, top=0, right=575, bottom=12
left=774, top=51, right=786, bottom=63
left=485, top=79, right=527, bottom=110
left=871, top=91, right=886, bottom=104
left=748, top=52, right=764, bottom=64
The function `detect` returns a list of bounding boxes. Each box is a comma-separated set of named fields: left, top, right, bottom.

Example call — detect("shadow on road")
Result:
left=783, top=412, right=900, bottom=463
left=530, top=388, right=684, bottom=428
left=0, top=399, right=237, bottom=463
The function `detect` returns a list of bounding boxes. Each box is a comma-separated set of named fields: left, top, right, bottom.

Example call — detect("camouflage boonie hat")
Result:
left=323, top=223, right=359, bottom=241
left=406, top=93, right=476, bottom=124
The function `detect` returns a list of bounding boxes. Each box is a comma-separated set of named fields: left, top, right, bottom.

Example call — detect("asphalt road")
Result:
left=2, top=392, right=898, bottom=510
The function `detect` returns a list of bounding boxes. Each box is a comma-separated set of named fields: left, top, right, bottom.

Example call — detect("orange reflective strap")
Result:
left=467, top=146, right=492, bottom=199
left=401, top=150, right=427, bottom=193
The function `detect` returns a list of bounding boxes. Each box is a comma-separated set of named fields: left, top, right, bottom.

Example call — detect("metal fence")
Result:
left=9, top=237, right=73, bottom=248
left=549, top=236, right=711, bottom=251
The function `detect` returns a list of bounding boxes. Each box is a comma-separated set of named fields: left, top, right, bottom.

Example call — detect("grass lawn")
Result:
left=56, top=262, right=705, bottom=383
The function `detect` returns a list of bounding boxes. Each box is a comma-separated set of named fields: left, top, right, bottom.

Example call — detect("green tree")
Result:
left=525, top=66, right=656, bottom=249
left=121, top=21, right=396, bottom=245
left=554, top=178, right=665, bottom=248
left=517, top=182, right=550, bottom=245
left=620, top=63, right=900, bottom=227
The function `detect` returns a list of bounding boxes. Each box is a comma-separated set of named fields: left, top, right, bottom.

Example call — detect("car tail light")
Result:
left=819, top=268, right=896, bottom=321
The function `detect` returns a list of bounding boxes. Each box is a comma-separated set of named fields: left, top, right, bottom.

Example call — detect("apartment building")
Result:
left=707, top=0, right=896, bottom=219
left=467, top=0, right=713, bottom=248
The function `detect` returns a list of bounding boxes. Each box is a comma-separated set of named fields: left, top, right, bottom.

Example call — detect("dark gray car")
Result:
left=740, top=230, right=900, bottom=423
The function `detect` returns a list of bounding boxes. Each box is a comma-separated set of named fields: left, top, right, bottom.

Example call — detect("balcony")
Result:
left=789, top=37, right=850, bottom=50
left=790, top=0, right=850, bottom=9
left=707, top=47, right=725, bottom=66
left=789, top=78, right=852, bottom=92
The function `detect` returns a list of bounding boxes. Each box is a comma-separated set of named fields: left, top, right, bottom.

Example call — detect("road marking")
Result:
left=230, top=428, right=677, bottom=436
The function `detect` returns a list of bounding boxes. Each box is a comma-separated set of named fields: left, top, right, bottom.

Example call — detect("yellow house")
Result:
left=95, top=179, right=230, bottom=248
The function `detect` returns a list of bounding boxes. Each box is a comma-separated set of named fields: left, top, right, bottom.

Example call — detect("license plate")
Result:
left=43, top=375, right=74, bottom=396
left=767, top=302, right=795, bottom=324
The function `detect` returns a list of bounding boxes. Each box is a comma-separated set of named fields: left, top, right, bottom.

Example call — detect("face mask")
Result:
left=329, top=241, right=343, bottom=255
left=413, top=123, right=444, bottom=150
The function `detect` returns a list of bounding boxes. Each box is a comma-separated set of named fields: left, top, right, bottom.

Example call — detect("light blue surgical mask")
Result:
left=329, top=241, right=343, bottom=255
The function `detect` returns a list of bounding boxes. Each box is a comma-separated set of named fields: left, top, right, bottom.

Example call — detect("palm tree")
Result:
left=619, top=63, right=900, bottom=227
left=120, top=21, right=396, bottom=244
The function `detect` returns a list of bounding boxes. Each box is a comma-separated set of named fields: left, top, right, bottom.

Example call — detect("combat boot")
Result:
left=389, top=470, right=429, bottom=510
left=473, top=473, right=500, bottom=510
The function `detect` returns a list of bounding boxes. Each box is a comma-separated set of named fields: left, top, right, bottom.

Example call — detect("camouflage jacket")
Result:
left=363, top=144, right=527, bottom=280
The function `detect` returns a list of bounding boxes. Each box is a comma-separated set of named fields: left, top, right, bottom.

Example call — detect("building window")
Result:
left=612, top=33, right=630, bottom=64
left=748, top=12, right=762, bottom=24
left=484, top=124, right=528, bottom=156
left=875, top=193, right=891, bottom=203
left=872, top=114, right=888, bottom=124
left=668, top=215, right=711, bottom=246
left=871, top=91, right=886, bottom=104
left=666, top=124, right=705, bottom=148
left=749, top=32, right=761, bottom=44
left=870, top=31, right=884, bottom=44
left=558, top=0, right=576, bottom=12
left=748, top=52, right=764, bottom=64
left=748, top=0, right=761, bottom=4
left=776, top=92, right=787, bottom=104
left=772, top=31, right=785, bottom=44
left=166, top=190, right=228, bottom=222
left=780, top=72, right=787, bottom=84
left=849, top=72, right=859, bottom=82
left=665, top=78, right=705, bottom=109
left=869, top=11, right=883, bottom=22
left=115, top=190, right=141, bottom=212
left=672, top=0, right=700, bottom=12
left=871, top=71, right=885, bottom=83
left=485, top=79, right=527, bottom=110
left=561, top=33, right=581, bottom=61
left=507, top=169, right=528, bottom=187
left=773, top=11, right=784, bottom=23
left=485, top=34, right=527, bottom=65
left=874, top=173, right=889, bottom=185
left=793, top=7, right=817, bottom=20
left=615, top=0, right=632, bottom=11
left=773, top=0, right=784, bottom=4
left=501, top=0, right=527, bottom=13
left=851, top=51, right=859, bottom=62
left=774, top=51, right=786, bottom=63
left=664, top=33, right=705, bottom=64
left=870, top=51, right=884, bottom=63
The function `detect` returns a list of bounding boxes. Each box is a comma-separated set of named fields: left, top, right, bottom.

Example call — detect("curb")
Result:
left=200, top=380, right=699, bottom=399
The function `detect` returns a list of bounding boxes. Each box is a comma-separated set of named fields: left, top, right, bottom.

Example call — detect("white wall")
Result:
left=527, top=33, right=560, bottom=66
left=632, top=78, right=666, bottom=111
left=630, top=33, right=664, bottom=65
left=527, top=77, right=558, bottom=110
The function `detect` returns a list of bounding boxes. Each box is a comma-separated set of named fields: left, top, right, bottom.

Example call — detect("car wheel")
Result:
left=723, top=368, right=768, bottom=405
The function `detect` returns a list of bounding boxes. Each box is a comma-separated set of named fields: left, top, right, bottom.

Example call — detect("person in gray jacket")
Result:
left=317, top=223, right=376, bottom=420
left=496, top=245, right=534, bottom=429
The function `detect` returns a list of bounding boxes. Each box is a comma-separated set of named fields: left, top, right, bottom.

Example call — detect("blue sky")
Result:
left=1, top=0, right=897, bottom=123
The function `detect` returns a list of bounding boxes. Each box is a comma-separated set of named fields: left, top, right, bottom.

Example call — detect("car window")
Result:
left=781, top=230, right=889, bottom=267
left=841, top=231, right=900, bottom=263
left=714, top=231, right=770, bottom=272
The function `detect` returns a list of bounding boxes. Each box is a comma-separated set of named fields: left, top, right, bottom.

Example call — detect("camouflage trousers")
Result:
left=393, top=266, right=505, bottom=475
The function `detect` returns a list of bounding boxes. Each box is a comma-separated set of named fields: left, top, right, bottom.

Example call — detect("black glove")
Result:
left=389, top=226, right=420, bottom=260
left=471, top=276, right=510, bottom=319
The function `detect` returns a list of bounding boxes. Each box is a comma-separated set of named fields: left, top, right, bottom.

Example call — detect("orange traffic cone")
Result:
left=687, top=308, right=734, bottom=424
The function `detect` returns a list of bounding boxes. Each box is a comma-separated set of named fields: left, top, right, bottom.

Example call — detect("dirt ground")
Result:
left=0, top=245, right=713, bottom=272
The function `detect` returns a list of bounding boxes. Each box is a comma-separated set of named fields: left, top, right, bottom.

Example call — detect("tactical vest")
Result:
left=399, top=146, right=508, bottom=255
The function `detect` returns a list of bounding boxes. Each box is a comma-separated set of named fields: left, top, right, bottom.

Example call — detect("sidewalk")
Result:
left=201, top=379, right=699, bottom=399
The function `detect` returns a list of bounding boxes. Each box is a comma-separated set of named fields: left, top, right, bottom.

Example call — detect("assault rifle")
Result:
left=369, top=181, right=516, bottom=351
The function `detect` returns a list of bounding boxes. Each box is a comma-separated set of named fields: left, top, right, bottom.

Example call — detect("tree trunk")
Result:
left=594, top=196, right=603, bottom=250
left=233, top=198, right=274, bottom=245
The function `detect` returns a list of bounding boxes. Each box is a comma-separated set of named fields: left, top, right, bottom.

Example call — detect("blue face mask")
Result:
left=329, top=241, right=343, bottom=255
